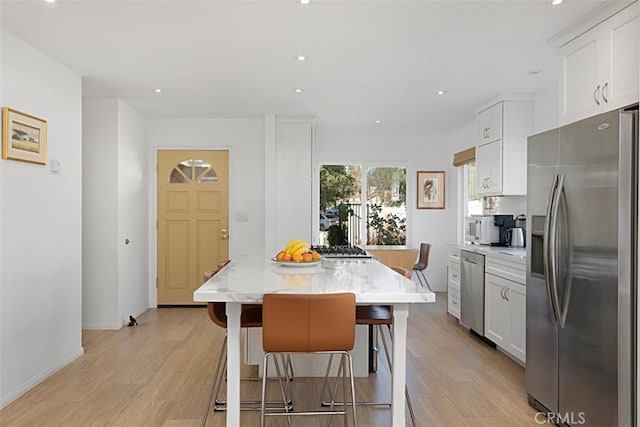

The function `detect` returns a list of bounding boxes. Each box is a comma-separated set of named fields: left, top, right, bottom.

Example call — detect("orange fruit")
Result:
left=283, top=253, right=292, bottom=261
left=311, top=251, right=321, bottom=261
left=276, top=252, right=286, bottom=261
left=292, top=253, right=303, bottom=262
left=302, top=253, right=312, bottom=262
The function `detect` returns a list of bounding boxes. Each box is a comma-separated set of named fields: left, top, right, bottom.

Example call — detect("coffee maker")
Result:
left=492, top=214, right=516, bottom=247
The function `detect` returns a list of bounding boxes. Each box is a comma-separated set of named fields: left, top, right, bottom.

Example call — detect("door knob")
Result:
left=221, top=229, right=228, bottom=240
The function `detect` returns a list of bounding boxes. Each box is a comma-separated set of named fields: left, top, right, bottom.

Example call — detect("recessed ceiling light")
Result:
left=375, top=120, right=381, bottom=124
left=294, top=88, right=303, bottom=93
left=551, top=0, right=563, bottom=5
left=296, top=55, right=306, bottom=61
left=436, top=90, right=446, bottom=95
left=154, top=88, right=162, bottom=93
left=45, top=0, right=56, bottom=3
left=300, top=0, right=310, bottom=4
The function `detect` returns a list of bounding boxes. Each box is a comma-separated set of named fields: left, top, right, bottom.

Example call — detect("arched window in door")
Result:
left=168, top=159, right=219, bottom=184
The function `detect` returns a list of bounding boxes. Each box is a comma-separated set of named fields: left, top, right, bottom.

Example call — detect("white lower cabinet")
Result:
left=484, top=257, right=526, bottom=364
left=484, top=274, right=510, bottom=347
left=447, top=248, right=461, bottom=319
left=508, top=283, right=526, bottom=362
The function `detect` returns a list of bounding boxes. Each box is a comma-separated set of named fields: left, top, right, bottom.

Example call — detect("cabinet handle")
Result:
left=500, top=287, right=505, bottom=300
left=602, top=82, right=608, bottom=103
left=505, top=288, right=510, bottom=301
left=452, top=274, right=458, bottom=278
left=452, top=300, right=458, bottom=305
left=593, top=85, right=601, bottom=106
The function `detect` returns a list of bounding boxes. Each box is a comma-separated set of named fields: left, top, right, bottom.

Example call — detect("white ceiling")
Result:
left=0, top=0, right=618, bottom=134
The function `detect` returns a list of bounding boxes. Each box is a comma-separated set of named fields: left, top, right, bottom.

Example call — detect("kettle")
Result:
left=506, top=227, right=525, bottom=248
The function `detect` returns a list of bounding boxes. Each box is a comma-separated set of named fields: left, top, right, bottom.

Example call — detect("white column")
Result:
left=225, top=303, right=242, bottom=427
left=391, top=303, right=409, bottom=427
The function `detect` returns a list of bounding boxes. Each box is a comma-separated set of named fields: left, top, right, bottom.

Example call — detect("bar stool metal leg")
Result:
left=320, top=324, right=417, bottom=427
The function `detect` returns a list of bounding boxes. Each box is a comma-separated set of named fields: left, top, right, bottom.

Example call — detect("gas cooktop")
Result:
left=311, top=245, right=372, bottom=259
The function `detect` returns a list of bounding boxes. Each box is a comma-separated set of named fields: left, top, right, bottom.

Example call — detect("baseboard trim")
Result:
left=82, top=321, right=122, bottom=330
left=0, top=346, right=85, bottom=409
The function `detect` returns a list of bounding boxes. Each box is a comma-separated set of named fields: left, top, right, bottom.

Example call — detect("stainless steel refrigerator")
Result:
left=526, top=105, right=637, bottom=427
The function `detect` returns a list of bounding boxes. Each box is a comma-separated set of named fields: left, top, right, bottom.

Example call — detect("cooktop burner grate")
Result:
left=311, top=245, right=372, bottom=258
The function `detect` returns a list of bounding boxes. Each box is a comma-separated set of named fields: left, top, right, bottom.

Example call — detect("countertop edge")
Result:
left=448, top=243, right=526, bottom=263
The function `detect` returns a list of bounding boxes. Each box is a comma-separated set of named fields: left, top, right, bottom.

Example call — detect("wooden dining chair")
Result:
left=413, top=242, right=432, bottom=290
left=320, top=265, right=417, bottom=426
left=260, top=293, right=357, bottom=427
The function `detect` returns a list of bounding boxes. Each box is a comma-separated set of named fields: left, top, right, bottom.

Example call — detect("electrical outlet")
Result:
left=235, top=212, right=249, bottom=222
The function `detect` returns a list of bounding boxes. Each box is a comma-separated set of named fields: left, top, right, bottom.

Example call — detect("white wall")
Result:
left=271, top=119, right=314, bottom=255
left=83, top=99, right=150, bottom=328
left=313, top=126, right=457, bottom=291
left=0, top=30, right=83, bottom=408
left=116, top=101, right=149, bottom=323
left=82, top=99, right=119, bottom=329
left=147, top=118, right=265, bottom=304
left=533, top=77, right=561, bottom=134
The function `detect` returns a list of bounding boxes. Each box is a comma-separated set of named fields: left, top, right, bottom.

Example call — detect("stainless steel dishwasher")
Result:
left=460, top=250, right=485, bottom=336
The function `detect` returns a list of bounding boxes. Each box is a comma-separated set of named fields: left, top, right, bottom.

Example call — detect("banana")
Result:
left=284, top=239, right=308, bottom=255
left=290, top=242, right=309, bottom=256
left=292, top=243, right=310, bottom=256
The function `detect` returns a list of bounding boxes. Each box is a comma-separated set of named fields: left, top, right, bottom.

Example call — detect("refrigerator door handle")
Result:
left=544, top=174, right=560, bottom=326
left=557, top=176, right=572, bottom=329
left=549, top=173, right=565, bottom=327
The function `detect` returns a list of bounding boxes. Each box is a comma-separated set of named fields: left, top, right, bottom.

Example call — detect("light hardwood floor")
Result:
left=0, top=293, right=541, bottom=426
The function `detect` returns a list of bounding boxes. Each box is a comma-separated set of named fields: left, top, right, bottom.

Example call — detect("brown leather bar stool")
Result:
left=201, top=264, right=292, bottom=427
left=320, top=265, right=417, bottom=427
left=413, top=242, right=432, bottom=290
left=260, top=293, right=357, bottom=427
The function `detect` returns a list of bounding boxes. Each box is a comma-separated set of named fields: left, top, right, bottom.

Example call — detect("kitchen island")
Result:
left=194, top=253, right=435, bottom=427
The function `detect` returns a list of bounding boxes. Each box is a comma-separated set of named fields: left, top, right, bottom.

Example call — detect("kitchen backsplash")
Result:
left=482, top=196, right=526, bottom=217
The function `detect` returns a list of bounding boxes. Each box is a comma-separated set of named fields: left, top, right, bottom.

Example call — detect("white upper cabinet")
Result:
left=561, top=3, right=639, bottom=125
left=476, top=139, right=502, bottom=194
left=476, top=102, right=503, bottom=144
left=475, top=99, right=533, bottom=196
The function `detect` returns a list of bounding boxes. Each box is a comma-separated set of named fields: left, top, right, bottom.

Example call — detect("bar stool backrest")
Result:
left=390, top=265, right=411, bottom=278
left=414, top=243, right=431, bottom=271
left=262, top=293, right=356, bottom=353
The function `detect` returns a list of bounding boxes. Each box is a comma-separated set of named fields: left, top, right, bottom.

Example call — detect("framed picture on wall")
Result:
left=417, top=171, right=445, bottom=209
left=2, top=107, right=47, bottom=165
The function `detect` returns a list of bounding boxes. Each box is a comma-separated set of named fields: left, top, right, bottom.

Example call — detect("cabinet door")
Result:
left=484, top=274, right=509, bottom=347
left=476, top=140, right=502, bottom=195
left=561, top=5, right=639, bottom=125
left=477, top=102, right=503, bottom=144
left=604, top=12, right=639, bottom=110
left=561, top=31, right=602, bottom=125
left=448, top=286, right=460, bottom=319
left=508, top=283, right=526, bottom=363
left=447, top=258, right=461, bottom=291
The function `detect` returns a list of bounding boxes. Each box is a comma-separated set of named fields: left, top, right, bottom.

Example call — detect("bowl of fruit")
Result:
left=273, top=240, right=322, bottom=267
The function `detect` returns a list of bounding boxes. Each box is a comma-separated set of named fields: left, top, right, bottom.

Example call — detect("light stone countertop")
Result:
left=448, top=243, right=526, bottom=263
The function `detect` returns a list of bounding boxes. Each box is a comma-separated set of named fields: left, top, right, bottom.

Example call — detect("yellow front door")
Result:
left=157, top=150, right=229, bottom=305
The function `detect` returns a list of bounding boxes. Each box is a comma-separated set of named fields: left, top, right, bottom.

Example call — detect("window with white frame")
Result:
left=318, top=164, right=407, bottom=246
